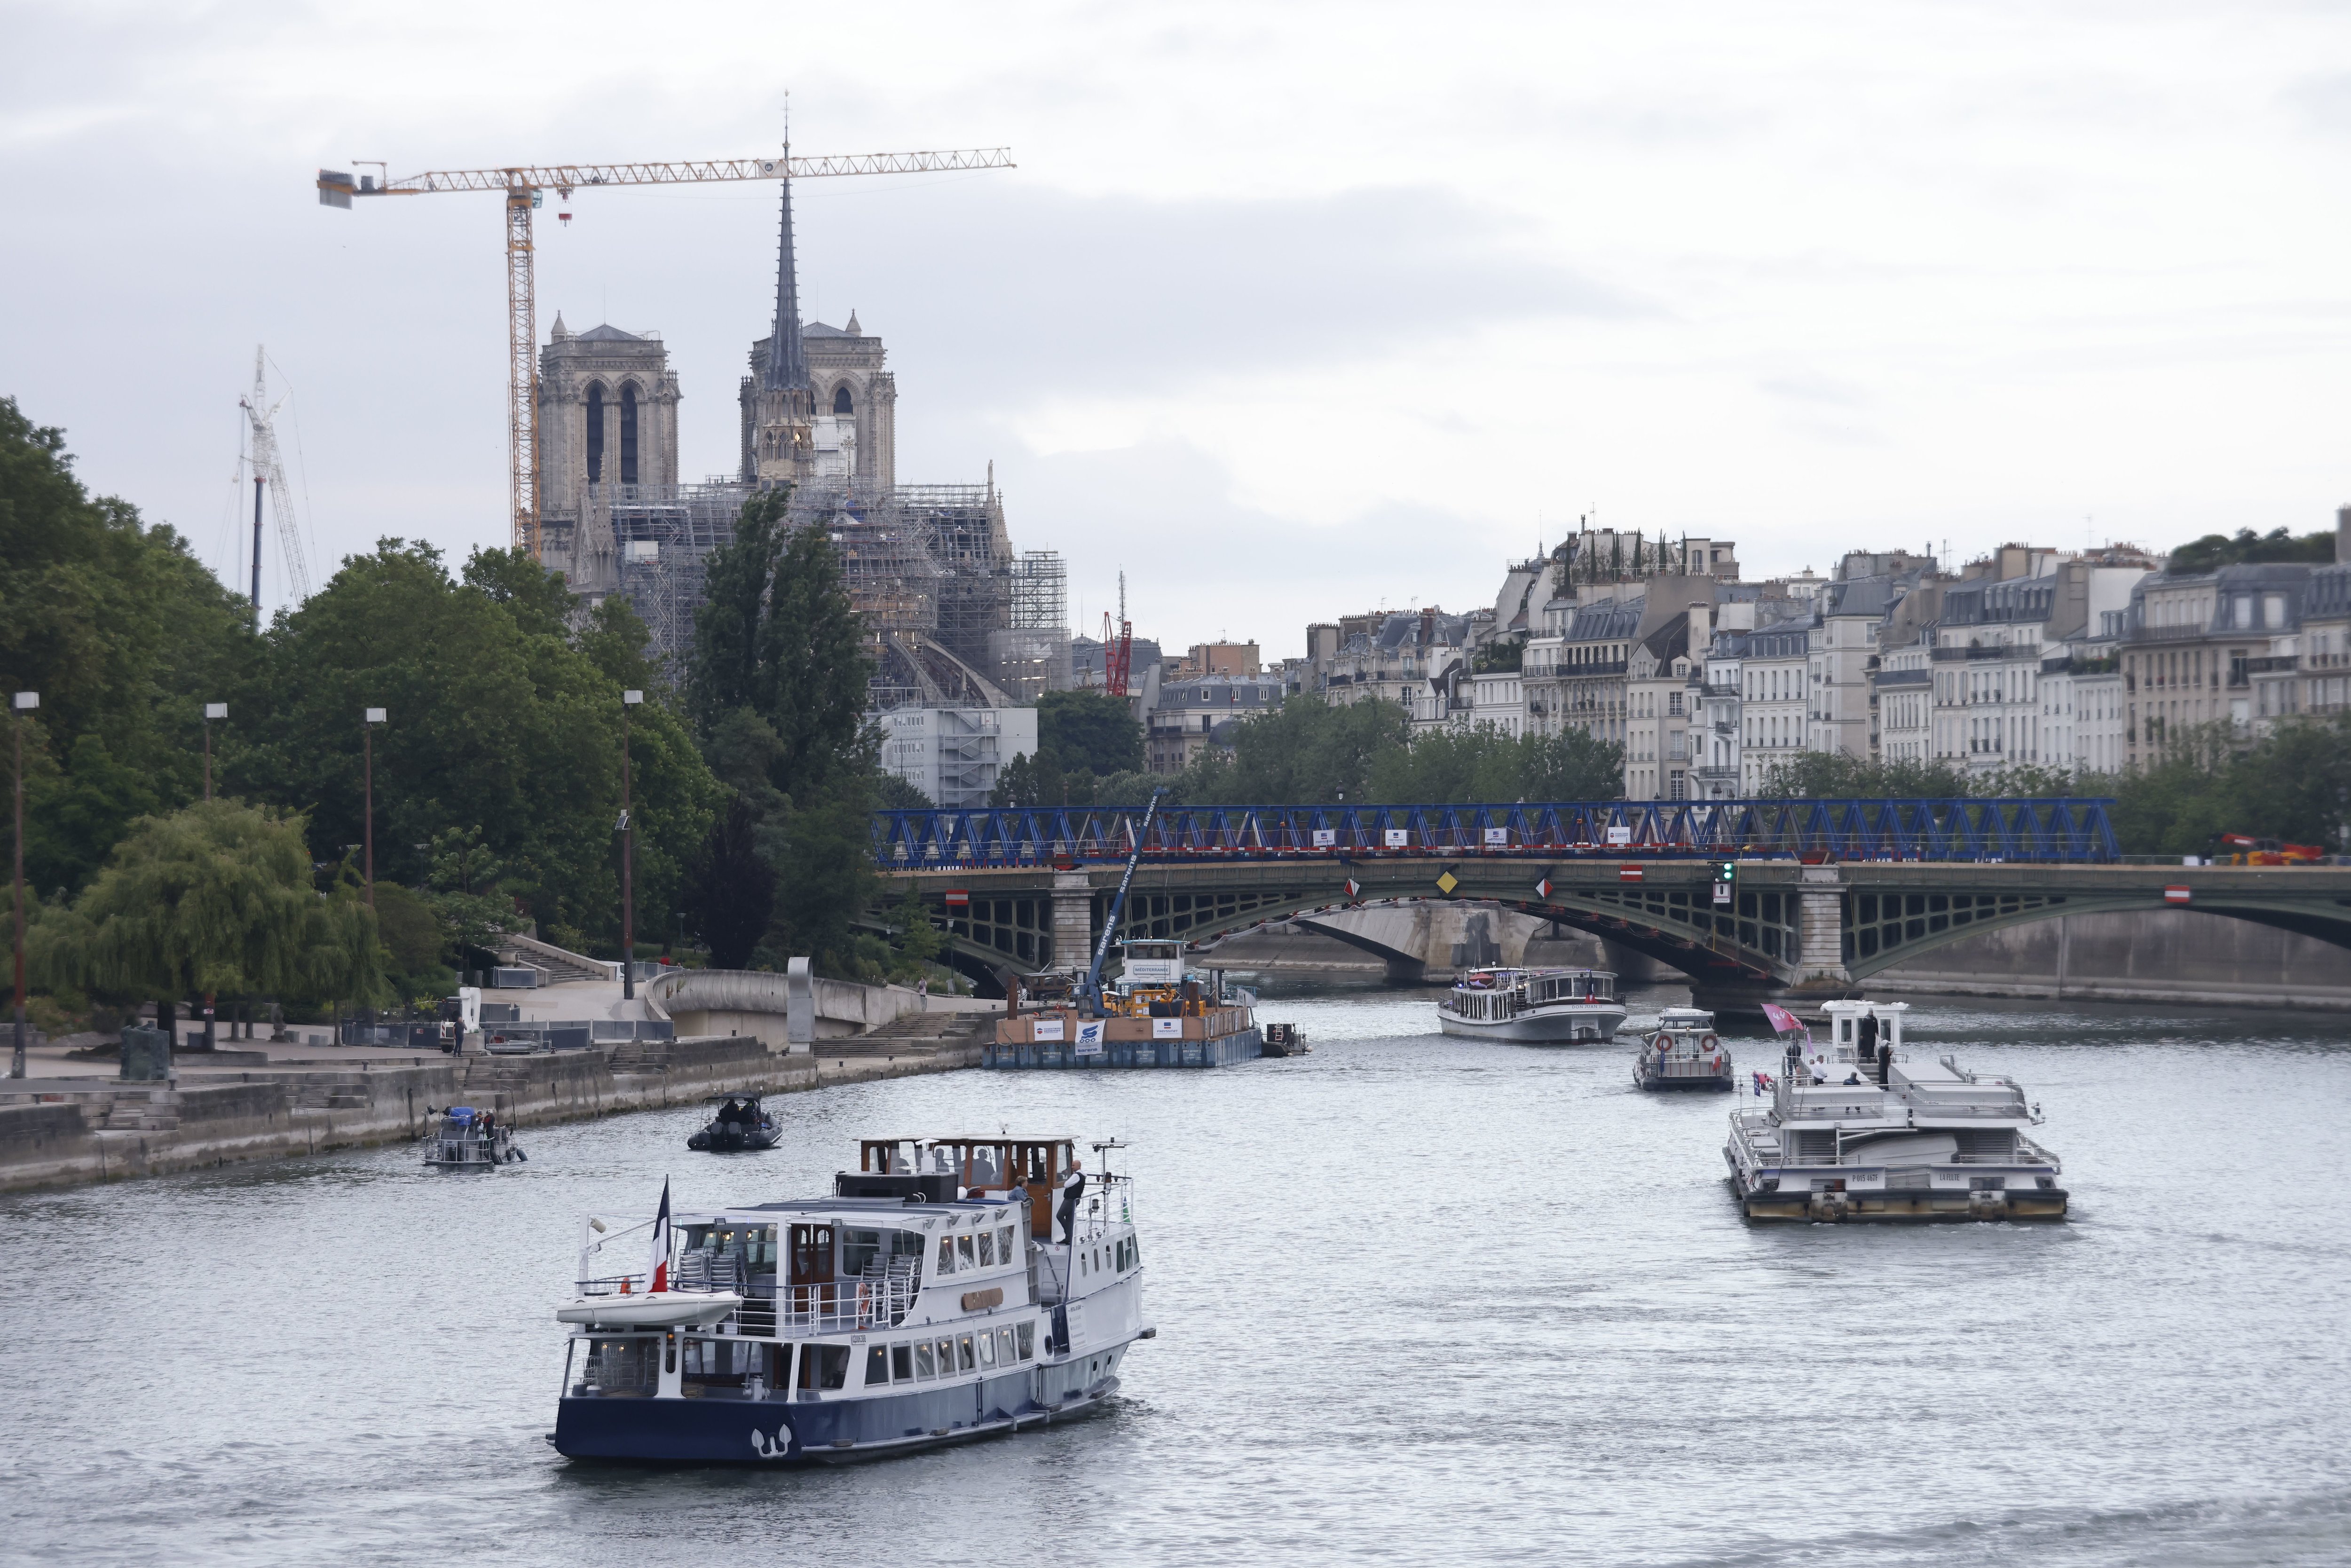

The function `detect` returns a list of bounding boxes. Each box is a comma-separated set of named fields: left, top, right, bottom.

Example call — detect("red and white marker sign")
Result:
left=2164, top=885, right=2192, bottom=905
left=944, top=889, right=970, bottom=909
left=1533, top=876, right=1553, bottom=899
left=1344, top=878, right=1363, bottom=900
left=1618, top=865, right=1645, bottom=883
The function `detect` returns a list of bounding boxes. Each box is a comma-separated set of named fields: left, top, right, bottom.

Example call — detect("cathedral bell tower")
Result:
left=743, top=173, right=815, bottom=484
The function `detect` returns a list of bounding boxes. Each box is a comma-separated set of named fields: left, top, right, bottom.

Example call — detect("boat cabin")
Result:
left=850, top=1136, right=1085, bottom=1242
left=1527, top=970, right=1615, bottom=1006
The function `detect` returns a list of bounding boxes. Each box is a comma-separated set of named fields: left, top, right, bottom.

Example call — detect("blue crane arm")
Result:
left=1083, top=789, right=1168, bottom=1014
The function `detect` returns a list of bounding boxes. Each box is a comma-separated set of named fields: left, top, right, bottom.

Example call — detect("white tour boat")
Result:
left=1436, top=968, right=1627, bottom=1043
left=1724, top=1001, right=2067, bottom=1222
left=1633, top=1006, right=1735, bottom=1091
left=551, top=1133, right=1152, bottom=1463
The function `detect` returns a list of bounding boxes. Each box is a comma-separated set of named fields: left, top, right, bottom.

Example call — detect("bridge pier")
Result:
left=1791, top=867, right=1855, bottom=998
left=1051, top=871, right=1094, bottom=971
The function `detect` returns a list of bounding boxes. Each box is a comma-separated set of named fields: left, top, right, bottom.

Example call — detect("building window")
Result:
left=834, top=384, right=854, bottom=415
left=619, top=384, right=639, bottom=485
left=585, top=382, right=606, bottom=482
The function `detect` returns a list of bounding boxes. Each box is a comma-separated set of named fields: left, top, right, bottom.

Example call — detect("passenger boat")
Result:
left=686, top=1095, right=781, bottom=1153
left=1633, top=1006, right=1734, bottom=1091
left=423, top=1105, right=521, bottom=1169
left=1435, top=968, right=1626, bottom=1043
left=1724, top=1001, right=2067, bottom=1222
left=551, top=1134, right=1152, bottom=1463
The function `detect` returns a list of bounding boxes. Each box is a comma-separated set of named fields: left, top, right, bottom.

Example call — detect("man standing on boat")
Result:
left=1058, top=1159, right=1085, bottom=1245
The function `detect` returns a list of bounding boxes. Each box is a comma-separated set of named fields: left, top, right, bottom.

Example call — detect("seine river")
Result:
left=4, top=986, right=2348, bottom=1566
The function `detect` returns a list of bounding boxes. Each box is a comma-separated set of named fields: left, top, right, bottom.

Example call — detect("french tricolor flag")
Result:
left=648, top=1177, right=672, bottom=1293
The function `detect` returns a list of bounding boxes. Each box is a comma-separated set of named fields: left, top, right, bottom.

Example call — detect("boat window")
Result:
left=977, top=1331, right=996, bottom=1368
left=1017, top=1322, right=1036, bottom=1360
left=843, top=1229, right=883, bottom=1276
left=936, top=1235, right=956, bottom=1274
left=864, top=1344, right=889, bottom=1386
left=914, top=1341, right=937, bottom=1379
left=958, top=1235, right=977, bottom=1269
left=891, top=1343, right=913, bottom=1381
left=797, top=1344, right=850, bottom=1391
left=958, top=1334, right=978, bottom=1372
left=936, top=1337, right=956, bottom=1376
left=978, top=1230, right=995, bottom=1267
left=999, top=1225, right=1016, bottom=1260
left=578, top=1336, right=658, bottom=1398
left=997, top=1327, right=1017, bottom=1365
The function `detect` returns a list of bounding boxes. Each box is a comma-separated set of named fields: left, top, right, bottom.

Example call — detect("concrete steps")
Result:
left=490, top=932, right=615, bottom=985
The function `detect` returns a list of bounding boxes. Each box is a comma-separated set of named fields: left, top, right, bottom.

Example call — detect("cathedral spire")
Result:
left=765, top=170, right=811, bottom=393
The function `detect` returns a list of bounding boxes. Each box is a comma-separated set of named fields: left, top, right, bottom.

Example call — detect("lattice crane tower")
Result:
left=317, top=143, right=1014, bottom=560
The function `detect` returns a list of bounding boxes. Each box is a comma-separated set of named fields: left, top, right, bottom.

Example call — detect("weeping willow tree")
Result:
left=32, top=799, right=385, bottom=1025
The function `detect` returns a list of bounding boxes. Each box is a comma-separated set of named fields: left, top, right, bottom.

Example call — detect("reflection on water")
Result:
left=3, top=985, right=2347, bottom=1567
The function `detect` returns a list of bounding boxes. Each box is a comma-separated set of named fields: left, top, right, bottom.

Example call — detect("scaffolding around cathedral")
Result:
left=598, top=477, right=1058, bottom=712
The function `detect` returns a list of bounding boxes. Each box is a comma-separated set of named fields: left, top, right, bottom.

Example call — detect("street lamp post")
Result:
left=363, top=708, right=385, bottom=909
left=203, top=703, right=227, bottom=801
left=11, top=692, right=36, bottom=1079
left=621, top=690, right=642, bottom=1001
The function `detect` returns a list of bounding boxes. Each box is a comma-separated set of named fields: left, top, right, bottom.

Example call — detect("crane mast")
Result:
left=239, top=349, right=314, bottom=607
left=318, top=145, right=1014, bottom=561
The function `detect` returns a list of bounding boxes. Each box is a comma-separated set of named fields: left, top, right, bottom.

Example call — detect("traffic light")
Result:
left=1713, top=859, right=1737, bottom=886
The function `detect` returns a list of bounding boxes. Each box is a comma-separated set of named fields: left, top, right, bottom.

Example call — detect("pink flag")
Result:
left=648, top=1177, right=672, bottom=1293
left=1760, top=1002, right=1804, bottom=1036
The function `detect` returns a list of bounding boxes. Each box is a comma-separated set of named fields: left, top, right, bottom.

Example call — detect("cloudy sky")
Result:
left=8, top=1, right=2351, bottom=658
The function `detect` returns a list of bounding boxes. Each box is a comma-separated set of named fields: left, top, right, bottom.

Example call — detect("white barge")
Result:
left=551, top=1134, right=1152, bottom=1462
left=1436, top=967, right=1627, bottom=1043
left=1633, top=1006, right=1734, bottom=1091
left=1724, top=1001, right=2067, bottom=1222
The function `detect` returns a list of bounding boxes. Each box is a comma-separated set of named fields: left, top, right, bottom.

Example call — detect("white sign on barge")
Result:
left=550, top=1135, right=1152, bottom=1463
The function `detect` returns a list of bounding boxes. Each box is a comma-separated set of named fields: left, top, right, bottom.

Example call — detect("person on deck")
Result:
left=1058, top=1160, right=1086, bottom=1245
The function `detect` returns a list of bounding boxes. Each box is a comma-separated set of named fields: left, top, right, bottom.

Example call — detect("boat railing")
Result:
left=1649, top=1055, right=1727, bottom=1077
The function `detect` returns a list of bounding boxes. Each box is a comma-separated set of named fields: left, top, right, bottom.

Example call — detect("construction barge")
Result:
left=984, top=941, right=1262, bottom=1069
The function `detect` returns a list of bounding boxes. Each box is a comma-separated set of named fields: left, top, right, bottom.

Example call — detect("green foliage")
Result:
left=889, top=879, right=943, bottom=974
left=683, top=492, right=885, bottom=979
left=2167, top=527, right=2337, bottom=575
left=31, top=800, right=384, bottom=1005
left=422, top=825, right=524, bottom=958
left=0, top=398, right=261, bottom=898
left=1366, top=724, right=1625, bottom=803
left=242, top=540, right=720, bottom=952
left=1035, top=690, right=1144, bottom=776
left=875, top=771, right=932, bottom=810
left=1756, top=753, right=1981, bottom=800
left=2109, top=717, right=2351, bottom=855
left=370, top=881, right=446, bottom=989
left=1471, top=635, right=1525, bottom=674
left=680, top=792, right=773, bottom=970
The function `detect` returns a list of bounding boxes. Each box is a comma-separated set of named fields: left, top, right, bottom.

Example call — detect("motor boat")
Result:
left=1633, top=1006, right=1734, bottom=1091
left=552, top=1134, right=1153, bottom=1463
left=1436, top=968, right=1626, bottom=1043
left=687, top=1095, right=781, bottom=1153
left=1724, top=1001, right=2067, bottom=1222
left=1260, top=1022, right=1309, bottom=1056
left=423, top=1105, right=522, bottom=1169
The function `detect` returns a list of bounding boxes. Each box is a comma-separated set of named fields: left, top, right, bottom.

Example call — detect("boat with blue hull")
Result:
left=551, top=1134, right=1151, bottom=1464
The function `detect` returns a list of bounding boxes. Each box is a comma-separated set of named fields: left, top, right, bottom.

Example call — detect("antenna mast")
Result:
left=240, top=349, right=315, bottom=607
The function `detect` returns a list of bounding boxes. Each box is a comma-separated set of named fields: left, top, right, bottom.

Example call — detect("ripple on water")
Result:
left=0, top=986, right=2346, bottom=1566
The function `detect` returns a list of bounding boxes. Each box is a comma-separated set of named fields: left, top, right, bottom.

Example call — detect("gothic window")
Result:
left=585, top=382, right=606, bottom=483
left=833, top=384, right=854, bottom=416
left=620, top=383, right=640, bottom=485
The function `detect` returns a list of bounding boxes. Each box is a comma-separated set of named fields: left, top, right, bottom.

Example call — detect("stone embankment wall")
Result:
left=648, top=968, right=954, bottom=1044
left=0, top=1033, right=983, bottom=1196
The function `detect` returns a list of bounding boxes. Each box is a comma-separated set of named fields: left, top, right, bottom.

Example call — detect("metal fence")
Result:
left=873, top=798, right=2122, bottom=867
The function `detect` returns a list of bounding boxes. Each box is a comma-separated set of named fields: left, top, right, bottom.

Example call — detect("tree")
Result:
left=680, top=792, right=774, bottom=970
left=423, top=825, right=524, bottom=960
left=32, top=800, right=384, bottom=1012
left=2167, top=527, right=2337, bottom=574
left=1036, top=690, right=1144, bottom=776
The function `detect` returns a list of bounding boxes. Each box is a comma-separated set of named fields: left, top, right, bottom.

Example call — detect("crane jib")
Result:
left=1084, top=789, right=1168, bottom=1013
left=318, top=149, right=1013, bottom=200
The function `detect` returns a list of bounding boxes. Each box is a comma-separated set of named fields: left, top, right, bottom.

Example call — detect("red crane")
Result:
left=1104, top=570, right=1134, bottom=697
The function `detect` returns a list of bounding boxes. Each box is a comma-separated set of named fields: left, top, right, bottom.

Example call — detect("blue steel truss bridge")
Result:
left=869, top=799, right=2351, bottom=1002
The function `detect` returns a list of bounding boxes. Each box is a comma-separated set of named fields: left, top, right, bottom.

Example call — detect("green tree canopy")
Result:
left=32, top=800, right=383, bottom=1006
left=2167, top=527, right=2337, bottom=575
left=1035, top=689, right=1144, bottom=776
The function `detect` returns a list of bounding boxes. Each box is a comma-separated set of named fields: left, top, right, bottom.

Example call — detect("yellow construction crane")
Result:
left=318, top=146, right=1014, bottom=560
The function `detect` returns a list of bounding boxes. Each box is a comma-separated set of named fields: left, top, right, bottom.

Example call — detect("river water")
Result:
left=4, top=985, right=2348, bottom=1567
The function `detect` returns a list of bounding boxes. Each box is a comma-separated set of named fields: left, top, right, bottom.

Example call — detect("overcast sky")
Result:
left=8, top=1, right=2351, bottom=659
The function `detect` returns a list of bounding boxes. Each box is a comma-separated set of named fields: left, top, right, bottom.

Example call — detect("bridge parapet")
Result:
left=873, top=798, right=2120, bottom=869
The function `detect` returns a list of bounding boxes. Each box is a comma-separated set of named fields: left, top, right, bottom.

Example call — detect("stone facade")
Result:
left=536, top=316, right=681, bottom=592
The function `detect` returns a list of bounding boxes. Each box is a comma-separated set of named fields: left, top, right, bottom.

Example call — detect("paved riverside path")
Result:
left=0, top=979, right=1001, bottom=1193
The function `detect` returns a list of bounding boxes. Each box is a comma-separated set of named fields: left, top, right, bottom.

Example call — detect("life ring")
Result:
left=1651, top=1032, right=1673, bottom=1054
left=1699, top=1033, right=1720, bottom=1053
